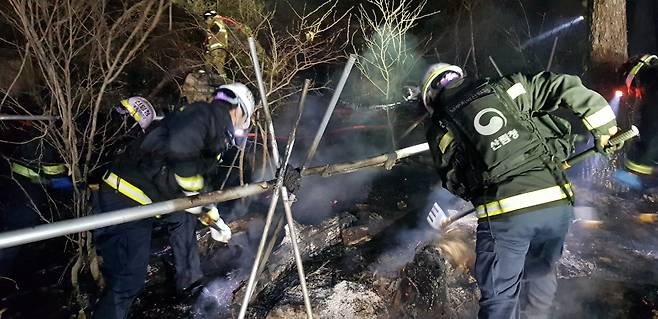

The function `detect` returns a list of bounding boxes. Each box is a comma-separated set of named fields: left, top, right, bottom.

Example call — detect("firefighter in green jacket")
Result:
left=421, top=63, right=621, bottom=319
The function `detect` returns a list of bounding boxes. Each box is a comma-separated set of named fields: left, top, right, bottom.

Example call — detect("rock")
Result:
left=266, top=281, right=388, bottom=319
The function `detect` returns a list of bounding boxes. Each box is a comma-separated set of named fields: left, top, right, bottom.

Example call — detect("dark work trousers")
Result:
left=0, top=176, right=47, bottom=277
left=92, top=186, right=203, bottom=319
left=475, top=203, right=573, bottom=319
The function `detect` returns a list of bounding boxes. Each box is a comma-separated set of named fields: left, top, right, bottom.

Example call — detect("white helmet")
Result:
left=215, top=83, right=255, bottom=130
left=118, top=96, right=155, bottom=130
left=420, top=63, right=464, bottom=112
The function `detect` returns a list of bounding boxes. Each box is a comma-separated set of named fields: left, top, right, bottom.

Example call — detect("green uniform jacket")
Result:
left=427, top=72, right=617, bottom=215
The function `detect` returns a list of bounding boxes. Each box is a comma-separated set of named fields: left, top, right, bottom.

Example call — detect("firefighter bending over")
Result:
left=421, top=63, right=622, bottom=319
left=91, top=84, right=255, bottom=319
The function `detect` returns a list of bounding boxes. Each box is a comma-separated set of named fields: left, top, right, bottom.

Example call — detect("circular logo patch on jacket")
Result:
left=474, top=108, right=507, bottom=136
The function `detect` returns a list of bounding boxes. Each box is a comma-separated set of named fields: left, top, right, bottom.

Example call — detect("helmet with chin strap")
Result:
left=117, top=96, right=155, bottom=130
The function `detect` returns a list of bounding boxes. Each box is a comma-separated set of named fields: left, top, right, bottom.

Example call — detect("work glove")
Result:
left=210, top=217, right=232, bottom=243
left=595, top=126, right=623, bottom=156
left=278, top=164, right=302, bottom=194
left=198, top=205, right=232, bottom=243
left=403, top=86, right=420, bottom=101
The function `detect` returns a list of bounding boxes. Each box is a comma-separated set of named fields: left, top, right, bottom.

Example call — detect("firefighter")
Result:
left=181, top=69, right=214, bottom=104
left=0, top=134, right=72, bottom=278
left=204, top=10, right=229, bottom=80
left=109, top=96, right=158, bottom=156
left=614, top=54, right=658, bottom=189
left=200, top=10, right=265, bottom=85
left=92, top=83, right=254, bottom=319
left=421, top=63, right=621, bottom=319
left=178, top=10, right=230, bottom=105
left=89, top=97, right=156, bottom=193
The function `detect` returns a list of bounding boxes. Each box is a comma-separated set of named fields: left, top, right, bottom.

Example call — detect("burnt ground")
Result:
left=125, top=162, right=658, bottom=318
left=553, top=177, right=658, bottom=319
left=1, top=151, right=658, bottom=318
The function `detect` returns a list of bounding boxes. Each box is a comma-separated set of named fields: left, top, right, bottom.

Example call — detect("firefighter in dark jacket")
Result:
left=90, top=96, right=157, bottom=183
left=0, top=135, right=72, bottom=278
left=421, top=63, right=620, bottom=319
left=614, top=54, right=658, bottom=189
left=92, top=83, right=255, bottom=319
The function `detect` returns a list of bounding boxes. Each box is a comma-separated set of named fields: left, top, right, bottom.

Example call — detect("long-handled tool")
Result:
left=248, top=55, right=356, bottom=311
left=252, top=79, right=311, bottom=296
left=427, top=126, right=640, bottom=231
left=239, top=38, right=312, bottom=319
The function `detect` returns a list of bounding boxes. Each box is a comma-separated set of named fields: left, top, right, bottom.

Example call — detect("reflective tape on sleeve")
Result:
left=625, top=159, right=655, bottom=175
left=438, top=132, right=454, bottom=153
left=209, top=42, right=225, bottom=50
left=506, top=83, right=526, bottom=100
left=102, top=172, right=152, bottom=205
left=42, top=164, right=67, bottom=175
left=10, top=162, right=40, bottom=179
left=583, top=106, right=616, bottom=130
left=174, top=174, right=205, bottom=192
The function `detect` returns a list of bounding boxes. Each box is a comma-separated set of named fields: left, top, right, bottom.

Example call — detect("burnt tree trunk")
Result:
left=588, top=0, right=628, bottom=84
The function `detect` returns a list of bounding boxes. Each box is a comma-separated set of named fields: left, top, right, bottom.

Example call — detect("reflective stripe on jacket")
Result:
left=624, top=158, right=657, bottom=175
left=102, top=171, right=153, bottom=205
left=476, top=184, right=573, bottom=219
left=11, top=162, right=69, bottom=183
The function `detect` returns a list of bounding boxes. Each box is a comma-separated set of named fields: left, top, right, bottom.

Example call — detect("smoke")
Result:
left=192, top=219, right=265, bottom=318
left=192, top=276, right=241, bottom=319
left=369, top=184, right=470, bottom=275
left=257, top=82, right=409, bottom=225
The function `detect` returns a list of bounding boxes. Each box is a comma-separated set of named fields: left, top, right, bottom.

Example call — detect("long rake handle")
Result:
left=562, top=125, right=639, bottom=169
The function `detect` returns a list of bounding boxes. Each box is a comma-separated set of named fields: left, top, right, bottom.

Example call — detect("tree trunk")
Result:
left=588, top=0, right=628, bottom=83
